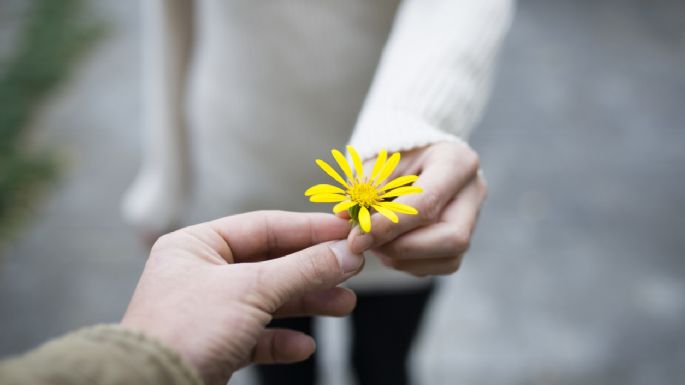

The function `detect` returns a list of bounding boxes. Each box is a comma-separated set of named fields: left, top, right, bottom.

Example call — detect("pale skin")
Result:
left=122, top=142, right=485, bottom=384
left=347, top=141, right=487, bottom=276
left=122, top=211, right=364, bottom=385
left=141, top=142, right=487, bottom=277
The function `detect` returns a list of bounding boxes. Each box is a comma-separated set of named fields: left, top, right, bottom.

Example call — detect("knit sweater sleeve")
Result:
left=348, top=0, right=514, bottom=160
left=0, top=325, right=202, bottom=385
left=121, top=0, right=194, bottom=233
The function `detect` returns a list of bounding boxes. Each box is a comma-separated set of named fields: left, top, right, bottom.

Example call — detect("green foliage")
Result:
left=0, top=0, right=105, bottom=239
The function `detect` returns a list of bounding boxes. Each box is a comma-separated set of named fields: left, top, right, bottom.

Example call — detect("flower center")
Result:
left=348, top=182, right=379, bottom=208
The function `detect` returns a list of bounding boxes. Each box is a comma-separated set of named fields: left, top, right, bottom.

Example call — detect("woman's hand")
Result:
left=348, top=141, right=487, bottom=276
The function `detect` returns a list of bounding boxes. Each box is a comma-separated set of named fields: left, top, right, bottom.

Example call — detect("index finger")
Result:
left=210, top=210, right=351, bottom=262
left=349, top=143, right=479, bottom=254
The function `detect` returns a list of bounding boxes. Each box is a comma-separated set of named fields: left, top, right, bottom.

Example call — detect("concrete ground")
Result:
left=1, top=0, right=684, bottom=384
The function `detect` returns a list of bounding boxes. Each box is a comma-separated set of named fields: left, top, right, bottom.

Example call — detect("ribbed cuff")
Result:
left=349, top=109, right=467, bottom=160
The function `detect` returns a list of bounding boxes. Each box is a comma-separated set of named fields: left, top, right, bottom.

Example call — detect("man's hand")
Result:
left=122, top=211, right=363, bottom=385
left=348, top=141, right=487, bottom=276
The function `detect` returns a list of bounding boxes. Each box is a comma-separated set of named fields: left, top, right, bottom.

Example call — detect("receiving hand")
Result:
left=348, top=141, right=486, bottom=276
left=122, top=211, right=363, bottom=385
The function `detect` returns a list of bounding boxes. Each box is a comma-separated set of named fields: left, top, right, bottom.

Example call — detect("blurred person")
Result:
left=123, top=1, right=512, bottom=384
left=0, top=211, right=364, bottom=385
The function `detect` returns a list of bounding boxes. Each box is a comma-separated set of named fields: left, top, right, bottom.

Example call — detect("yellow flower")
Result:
left=305, top=146, right=422, bottom=233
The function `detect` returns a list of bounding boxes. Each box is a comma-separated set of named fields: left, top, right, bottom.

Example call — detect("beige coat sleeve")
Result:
left=0, top=325, right=202, bottom=385
left=121, top=0, right=194, bottom=233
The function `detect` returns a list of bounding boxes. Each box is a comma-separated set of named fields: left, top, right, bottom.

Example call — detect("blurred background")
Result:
left=0, top=0, right=684, bottom=384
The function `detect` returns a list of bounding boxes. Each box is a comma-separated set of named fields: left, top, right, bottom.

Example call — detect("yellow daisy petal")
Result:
left=379, top=175, right=419, bottom=192
left=358, top=206, right=371, bottom=233
left=380, top=186, right=423, bottom=198
left=305, top=184, right=346, bottom=196
left=347, top=145, right=364, bottom=181
left=332, top=149, right=354, bottom=182
left=315, top=159, right=349, bottom=188
left=377, top=201, right=418, bottom=215
left=310, top=194, right=348, bottom=203
left=374, top=152, right=400, bottom=187
left=370, top=149, right=387, bottom=182
left=372, top=204, right=398, bottom=223
left=333, top=200, right=357, bottom=213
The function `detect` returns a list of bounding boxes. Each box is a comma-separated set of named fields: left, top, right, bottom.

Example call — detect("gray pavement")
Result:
left=1, top=0, right=684, bottom=384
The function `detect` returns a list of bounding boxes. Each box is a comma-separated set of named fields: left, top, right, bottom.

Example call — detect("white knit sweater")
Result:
left=123, top=0, right=513, bottom=291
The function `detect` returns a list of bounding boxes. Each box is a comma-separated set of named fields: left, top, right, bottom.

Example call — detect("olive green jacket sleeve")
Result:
left=0, top=324, right=203, bottom=385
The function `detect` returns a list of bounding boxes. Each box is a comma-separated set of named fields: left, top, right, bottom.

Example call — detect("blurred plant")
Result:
left=0, top=0, right=105, bottom=241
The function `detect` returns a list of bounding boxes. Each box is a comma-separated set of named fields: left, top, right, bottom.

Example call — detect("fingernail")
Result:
left=352, top=233, right=374, bottom=254
left=329, top=240, right=364, bottom=274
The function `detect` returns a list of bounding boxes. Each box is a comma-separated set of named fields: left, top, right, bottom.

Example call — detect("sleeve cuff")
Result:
left=348, top=110, right=469, bottom=160
left=75, top=325, right=203, bottom=385
left=1, top=324, right=203, bottom=385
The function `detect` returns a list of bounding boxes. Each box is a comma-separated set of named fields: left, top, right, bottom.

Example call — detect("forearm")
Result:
left=0, top=325, right=201, bottom=385
left=350, top=0, right=514, bottom=159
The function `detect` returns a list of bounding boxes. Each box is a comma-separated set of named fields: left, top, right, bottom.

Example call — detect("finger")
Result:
left=251, top=328, right=316, bottom=364
left=376, top=176, right=487, bottom=260
left=256, top=240, right=364, bottom=308
left=209, top=211, right=351, bottom=262
left=349, top=143, right=479, bottom=254
left=379, top=254, right=464, bottom=277
left=274, top=287, right=357, bottom=318
left=442, top=173, right=487, bottom=222
left=374, top=222, right=469, bottom=260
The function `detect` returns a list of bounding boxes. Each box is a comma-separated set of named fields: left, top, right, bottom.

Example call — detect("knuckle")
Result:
left=478, top=176, right=489, bottom=198
left=150, top=231, right=180, bottom=255
left=440, top=257, right=462, bottom=275
left=418, top=191, right=443, bottom=224
left=244, top=265, right=280, bottom=311
left=297, top=246, right=338, bottom=288
left=463, top=147, right=480, bottom=174
left=298, top=255, right=326, bottom=288
left=448, top=229, right=471, bottom=252
left=383, top=242, right=409, bottom=260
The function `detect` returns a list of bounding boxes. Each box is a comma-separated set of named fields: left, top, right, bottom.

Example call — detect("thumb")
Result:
left=256, top=240, right=364, bottom=308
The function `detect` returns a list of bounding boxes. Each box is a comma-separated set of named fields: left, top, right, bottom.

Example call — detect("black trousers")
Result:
left=255, top=284, right=434, bottom=385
